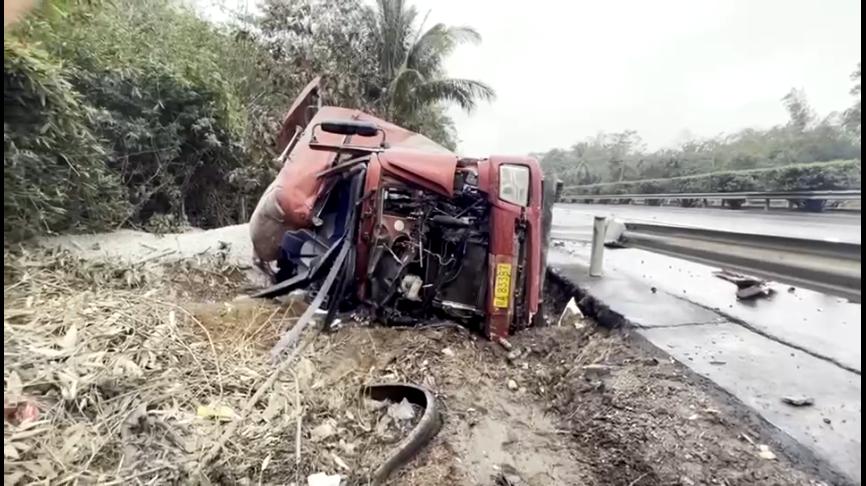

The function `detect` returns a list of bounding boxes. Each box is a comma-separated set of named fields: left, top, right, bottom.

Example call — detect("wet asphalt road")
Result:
left=548, top=204, right=862, bottom=482
left=552, top=203, right=862, bottom=244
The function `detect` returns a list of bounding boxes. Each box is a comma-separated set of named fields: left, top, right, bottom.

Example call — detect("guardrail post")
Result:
left=765, top=198, right=771, bottom=211
left=590, top=216, right=606, bottom=277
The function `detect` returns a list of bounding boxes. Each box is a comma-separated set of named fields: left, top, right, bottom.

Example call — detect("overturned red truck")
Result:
left=250, top=78, right=558, bottom=341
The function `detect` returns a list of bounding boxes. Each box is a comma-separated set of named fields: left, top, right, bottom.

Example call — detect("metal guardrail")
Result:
left=615, top=222, right=862, bottom=302
left=561, top=189, right=862, bottom=201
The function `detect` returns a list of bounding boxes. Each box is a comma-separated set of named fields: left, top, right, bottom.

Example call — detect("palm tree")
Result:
left=367, top=0, right=495, bottom=127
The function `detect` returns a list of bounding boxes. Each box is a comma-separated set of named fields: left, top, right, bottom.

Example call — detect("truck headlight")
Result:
left=499, top=164, right=529, bottom=206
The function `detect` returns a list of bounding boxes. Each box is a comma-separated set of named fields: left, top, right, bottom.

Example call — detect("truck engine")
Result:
left=365, top=166, right=495, bottom=327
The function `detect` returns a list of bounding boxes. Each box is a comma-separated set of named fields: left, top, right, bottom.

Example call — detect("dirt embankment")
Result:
left=3, top=248, right=829, bottom=485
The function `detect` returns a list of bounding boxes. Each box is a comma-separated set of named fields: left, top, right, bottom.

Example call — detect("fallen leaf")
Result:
left=330, top=451, right=349, bottom=470
left=197, top=404, right=236, bottom=421
left=261, top=392, right=287, bottom=422
left=310, top=420, right=337, bottom=442
left=60, top=423, right=88, bottom=462
left=6, top=371, right=23, bottom=399
left=59, top=324, right=79, bottom=351
left=4, top=444, right=20, bottom=460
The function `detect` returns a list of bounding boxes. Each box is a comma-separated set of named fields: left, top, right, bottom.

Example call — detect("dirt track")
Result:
left=304, top=324, right=830, bottom=486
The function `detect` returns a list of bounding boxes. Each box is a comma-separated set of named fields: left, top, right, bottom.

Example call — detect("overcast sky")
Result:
left=203, top=0, right=861, bottom=156
left=410, top=0, right=861, bottom=156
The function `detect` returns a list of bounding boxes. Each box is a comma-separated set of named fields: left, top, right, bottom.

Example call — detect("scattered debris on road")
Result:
left=782, top=396, right=816, bottom=407
left=713, top=269, right=774, bottom=300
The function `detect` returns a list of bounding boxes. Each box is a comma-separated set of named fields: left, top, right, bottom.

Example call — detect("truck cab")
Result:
left=249, top=79, right=554, bottom=339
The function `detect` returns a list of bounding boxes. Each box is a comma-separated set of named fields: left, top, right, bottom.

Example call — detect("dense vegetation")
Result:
left=564, top=160, right=861, bottom=197
left=539, top=71, right=862, bottom=189
left=4, top=0, right=494, bottom=240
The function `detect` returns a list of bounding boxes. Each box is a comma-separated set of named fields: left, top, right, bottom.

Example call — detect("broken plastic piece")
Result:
left=307, top=472, right=342, bottom=486
left=557, top=297, right=584, bottom=328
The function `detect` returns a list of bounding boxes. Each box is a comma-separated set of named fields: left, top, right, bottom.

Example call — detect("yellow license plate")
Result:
left=493, top=263, right=512, bottom=309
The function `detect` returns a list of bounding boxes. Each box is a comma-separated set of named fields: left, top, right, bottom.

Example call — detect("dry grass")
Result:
left=3, top=247, right=306, bottom=484
left=2, top=248, right=463, bottom=485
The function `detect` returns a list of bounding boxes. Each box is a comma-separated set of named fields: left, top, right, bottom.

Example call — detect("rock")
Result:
left=441, top=347, right=455, bottom=357
left=506, top=350, right=521, bottom=363
left=307, top=472, right=342, bottom=486
left=387, top=398, right=415, bottom=421
left=823, top=417, right=832, bottom=424
left=782, top=396, right=815, bottom=407
left=495, top=472, right=528, bottom=486
left=507, top=379, right=519, bottom=391
left=709, top=360, right=726, bottom=365
left=757, top=444, right=776, bottom=460
left=650, top=286, right=657, bottom=294
left=681, top=477, right=695, bottom=486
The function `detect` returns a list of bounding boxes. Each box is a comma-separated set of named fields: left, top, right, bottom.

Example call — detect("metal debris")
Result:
left=782, top=396, right=815, bottom=407
left=713, top=269, right=774, bottom=300
left=361, top=384, right=442, bottom=486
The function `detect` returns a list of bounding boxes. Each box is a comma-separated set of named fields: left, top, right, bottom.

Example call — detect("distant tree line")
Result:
left=538, top=65, right=861, bottom=189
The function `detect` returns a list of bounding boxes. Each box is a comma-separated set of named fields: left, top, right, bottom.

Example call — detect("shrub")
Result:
left=4, top=0, right=271, bottom=240
left=4, top=41, right=128, bottom=240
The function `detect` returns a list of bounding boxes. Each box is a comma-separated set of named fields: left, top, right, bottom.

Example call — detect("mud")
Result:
left=323, top=323, right=828, bottom=486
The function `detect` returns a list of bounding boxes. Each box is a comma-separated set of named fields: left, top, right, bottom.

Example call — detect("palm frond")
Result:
left=407, top=24, right=481, bottom=77
left=411, top=78, right=495, bottom=112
